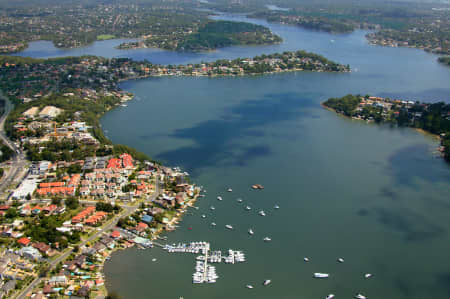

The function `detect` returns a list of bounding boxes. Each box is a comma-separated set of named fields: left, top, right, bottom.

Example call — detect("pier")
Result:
left=162, top=241, right=246, bottom=283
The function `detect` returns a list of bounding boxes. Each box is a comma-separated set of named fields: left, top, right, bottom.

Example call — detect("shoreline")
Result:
left=321, top=101, right=445, bottom=155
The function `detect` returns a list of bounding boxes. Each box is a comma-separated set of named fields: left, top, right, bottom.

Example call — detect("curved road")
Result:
left=0, top=92, right=27, bottom=196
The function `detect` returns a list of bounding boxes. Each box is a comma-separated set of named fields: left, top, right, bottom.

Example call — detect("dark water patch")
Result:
left=230, top=145, right=271, bottom=167
left=394, top=278, right=413, bottom=297
left=380, top=186, right=399, bottom=201
left=357, top=209, right=370, bottom=216
left=156, top=93, right=316, bottom=172
left=435, top=273, right=450, bottom=296
left=386, top=144, right=450, bottom=187
left=374, top=207, right=445, bottom=242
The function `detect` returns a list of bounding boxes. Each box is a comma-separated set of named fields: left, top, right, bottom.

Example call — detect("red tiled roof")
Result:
left=18, top=237, right=31, bottom=246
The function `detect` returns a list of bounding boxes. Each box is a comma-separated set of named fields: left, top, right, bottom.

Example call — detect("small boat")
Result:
left=211, top=222, right=216, bottom=226
left=248, top=229, right=254, bottom=235
left=246, top=285, right=253, bottom=289
left=201, top=214, right=206, bottom=218
left=326, top=294, right=335, bottom=299
left=304, top=257, right=309, bottom=262
left=237, top=198, right=243, bottom=203
left=259, top=210, right=266, bottom=216
left=338, top=258, right=344, bottom=263
left=252, top=184, right=264, bottom=190
left=120, top=104, right=128, bottom=107
left=355, top=294, right=367, bottom=299
left=364, top=273, right=372, bottom=278
left=314, top=273, right=329, bottom=278
left=274, top=205, right=280, bottom=209
left=245, top=206, right=251, bottom=210
left=263, top=237, right=271, bottom=242
left=188, top=227, right=192, bottom=230
left=210, top=206, right=215, bottom=210
left=217, top=196, right=223, bottom=201
left=152, top=258, right=157, bottom=262
left=227, top=188, right=232, bottom=192
left=225, top=224, right=233, bottom=229
left=263, top=279, right=271, bottom=286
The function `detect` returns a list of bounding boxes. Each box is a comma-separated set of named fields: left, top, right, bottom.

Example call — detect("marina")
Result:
left=163, top=242, right=246, bottom=284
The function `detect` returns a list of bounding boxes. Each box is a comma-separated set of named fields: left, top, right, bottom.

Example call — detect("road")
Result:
left=0, top=91, right=28, bottom=196
left=16, top=178, right=161, bottom=299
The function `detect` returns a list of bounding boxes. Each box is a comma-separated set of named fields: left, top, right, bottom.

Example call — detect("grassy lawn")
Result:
left=96, top=35, right=116, bottom=41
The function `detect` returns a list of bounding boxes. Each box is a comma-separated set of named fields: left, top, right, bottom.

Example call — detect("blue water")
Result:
left=14, top=13, right=450, bottom=299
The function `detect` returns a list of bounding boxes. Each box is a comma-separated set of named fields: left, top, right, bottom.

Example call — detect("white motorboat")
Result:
left=259, top=210, right=266, bottom=216
left=237, top=198, right=243, bottom=203
left=217, top=196, right=223, bottom=201
left=152, top=258, right=157, bottom=262
left=245, top=206, right=251, bottom=210
left=338, top=258, right=344, bottom=263
left=227, top=188, right=232, bottom=192
left=274, top=205, right=280, bottom=209
left=263, top=279, right=271, bottom=286
left=248, top=229, right=254, bottom=235
left=326, top=294, right=335, bottom=299
left=210, top=206, right=215, bottom=210
left=314, top=273, right=329, bottom=278
left=201, top=214, right=206, bottom=218
left=263, top=237, right=271, bottom=242
left=304, top=257, right=310, bottom=262
left=246, top=285, right=253, bottom=289
left=355, top=294, right=367, bottom=299
left=211, top=222, right=216, bottom=226
left=225, top=224, right=233, bottom=229
left=364, top=273, right=372, bottom=278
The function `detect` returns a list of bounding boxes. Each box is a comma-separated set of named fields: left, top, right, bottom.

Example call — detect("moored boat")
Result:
left=364, top=273, right=372, bottom=278
left=304, top=257, right=309, bottom=262
left=338, top=258, right=344, bottom=263
left=217, top=196, right=223, bottom=201
left=248, top=229, right=254, bottom=235
left=355, top=294, right=367, bottom=299
left=225, top=224, right=233, bottom=229
left=314, top=273, right=329, bottom=278
left=326, top=294, right=335, bottom=299
left=263, top=237, right=271, bottom=242
left=263, top=279, right=271, bottom=286
left=246, top=285, right=253, bottom=289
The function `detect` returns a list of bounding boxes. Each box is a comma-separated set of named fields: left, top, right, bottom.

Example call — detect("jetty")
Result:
left=163, top=241, right=246, bottom=283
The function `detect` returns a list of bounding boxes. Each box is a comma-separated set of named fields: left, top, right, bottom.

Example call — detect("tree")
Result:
left=65, top=197, right=79, bottom=210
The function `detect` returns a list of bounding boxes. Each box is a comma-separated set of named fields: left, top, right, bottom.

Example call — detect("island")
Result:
left=117, top=20, right=282, bottom=52
left=322, top=94, right=450, bottom=162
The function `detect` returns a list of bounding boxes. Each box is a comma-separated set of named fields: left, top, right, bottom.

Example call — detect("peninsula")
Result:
left=323, top=94, right=450, bottom=162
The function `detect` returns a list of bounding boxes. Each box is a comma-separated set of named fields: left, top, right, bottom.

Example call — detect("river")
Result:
left=15, top=14, right=450, bottom=299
